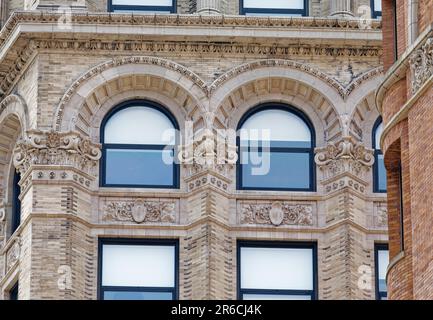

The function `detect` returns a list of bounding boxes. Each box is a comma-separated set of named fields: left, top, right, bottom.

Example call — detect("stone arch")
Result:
left=210, top=61, right=345, bottom=145
left=54, top=56, right=209, bottom=136
left=0, top=94, right=27, bottom=237
left=346, top=72, right=384, bottom=145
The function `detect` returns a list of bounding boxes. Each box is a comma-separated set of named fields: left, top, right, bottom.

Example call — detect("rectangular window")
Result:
left=375, top=244, right=389, bottom=300
left=104, top=148, right=176, bottom=187
left=237, top=241, right=317, bottom=300
left=371, top=0, right=382, bottom=18
left=240, top=150, right=311, bottom=190
left=108, top=0, right=176, bottom=13
left=240, top=0, right=307, bottom=16
left=98, top=239, right=178, bottom=300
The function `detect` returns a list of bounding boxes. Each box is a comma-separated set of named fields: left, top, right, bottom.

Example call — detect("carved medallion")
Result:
left=269, top=202, right=284, bottom=226
left=131, top=200, right=146, bottom=223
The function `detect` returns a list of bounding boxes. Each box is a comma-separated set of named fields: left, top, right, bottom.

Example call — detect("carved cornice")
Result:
left=409, top=37, right=433, bottom=94
left=239, top=201, right=315, bottom=227
left=0, top=12, right=382, bottom=48
left=13, top=130, right=101, bottom=177
left=102, top=198, right=178, bottom=224
left=315, top=136, right=374, bottom=180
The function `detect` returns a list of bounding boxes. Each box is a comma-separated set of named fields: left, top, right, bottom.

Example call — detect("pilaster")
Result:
left=12, top=130, right=100, bottom=299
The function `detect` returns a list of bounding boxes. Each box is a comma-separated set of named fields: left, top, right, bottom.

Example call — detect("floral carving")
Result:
left=410, top=37, right=433, bottom=94
left=315, top=135, right=374, bottom=179
left=240, top=201, right=314, bottom=226
left=103, top=199, right=177, bottom=224
left=13, top=130, right=102, bottom=177
left=6, top=239, right=20, bottom=272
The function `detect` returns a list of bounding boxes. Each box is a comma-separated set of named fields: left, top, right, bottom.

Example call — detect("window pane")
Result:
left=378, top=249, right=389, bottom=292
left=240, top=109, right=311, bottom=143
left=105, top=149, right=174, bottom=186
left=102, top=244, right=175, bottom=287
left=104, top=291, right=173, bottom=300
left=377, top=154, right=387, bottom=191
left=241, top=151, right=310, bottom=189
left=374, top=0, right=382, bottom=11
left=112, top=0, right=173, bottom=6
left=243, top=0, right=304, bottom=9
left=375, top=122, right=383, bottom=150
left=243, top=294, right=311, bottom=300
left=104, top=106, right=175, bottom=145
left=240, top=247, right=313, bottom=290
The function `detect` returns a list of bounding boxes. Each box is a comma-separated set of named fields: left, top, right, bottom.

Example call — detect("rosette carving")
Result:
left=13, top=130, right=101, bottom=176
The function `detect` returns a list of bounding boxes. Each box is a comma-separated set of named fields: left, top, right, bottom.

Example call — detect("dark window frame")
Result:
left=11, top=171, right=21, bottom=234
left=374, top=243, right=388, bottom=300
left=100, top=99, right=180, bottom=189
left=398, top=161, right=404, bottom=251
left=370, top=0, right=382, bottom=18
left=392, top=0, right=398, bottom=61
left=373, top=117, right=386, bottom=193
left=97, top=238, right=179, bottom=300
left=239, top=0, right=308, bottom=16
left=236, top=103, right=316, bottom=192
left=108, top=0, right=177, bottom=13
left=9, top=282, right=18, bottom=300
left=237, top=240, right=318, bottom=300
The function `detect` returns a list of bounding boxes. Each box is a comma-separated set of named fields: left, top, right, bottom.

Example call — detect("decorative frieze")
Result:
left=5, top=238, right=20, bottom=273
left=33, top=39, right=382, bottom=59
left=238, top=201, right=315, bottom=226
left=102, top=199, right=178, bottom=224
left=315, top=136, right=374, bottom=180
left=13, top=130, right=102, bottom=177
left=374, top=202, right=388, bottom=228
left=410, top=37, right=433, bottom=94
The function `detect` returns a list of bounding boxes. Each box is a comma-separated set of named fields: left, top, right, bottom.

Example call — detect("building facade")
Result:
left=0, top=0, right=388, bottom=300
left=377, top=0, right=433, bottom=300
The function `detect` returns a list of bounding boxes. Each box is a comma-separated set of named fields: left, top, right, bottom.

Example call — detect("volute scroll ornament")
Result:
left=315, top=135, right=374, bottom=180
left=13, top=130, right=102, bottom=177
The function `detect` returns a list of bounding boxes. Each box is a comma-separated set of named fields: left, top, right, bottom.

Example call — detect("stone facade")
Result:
left=377, top=0, right=433, bottom=300
left=0, top=1, right=387, bottom=300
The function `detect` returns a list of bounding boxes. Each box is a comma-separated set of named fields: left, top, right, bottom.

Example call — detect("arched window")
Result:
left=10, top=171, right=21, bottom=235
left=373, top=117, right=387, bottom=192
left=101, top=100, right=179, bottom=188
left=237, top=104, right=315, bottom=191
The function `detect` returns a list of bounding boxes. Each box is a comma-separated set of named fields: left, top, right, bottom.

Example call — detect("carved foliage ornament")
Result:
left=103, top=199, right=176, bottom=224
left=314, top=136, right=374, bottom=178
left=240, top=201, right=314, bottom=226
left=13, top=130, right=102, bottom=176
left=410, top=37, right=433, bottom=94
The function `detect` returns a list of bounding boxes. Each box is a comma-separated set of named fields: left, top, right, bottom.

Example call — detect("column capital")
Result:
left=13, top=130, right=101, bottom=178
